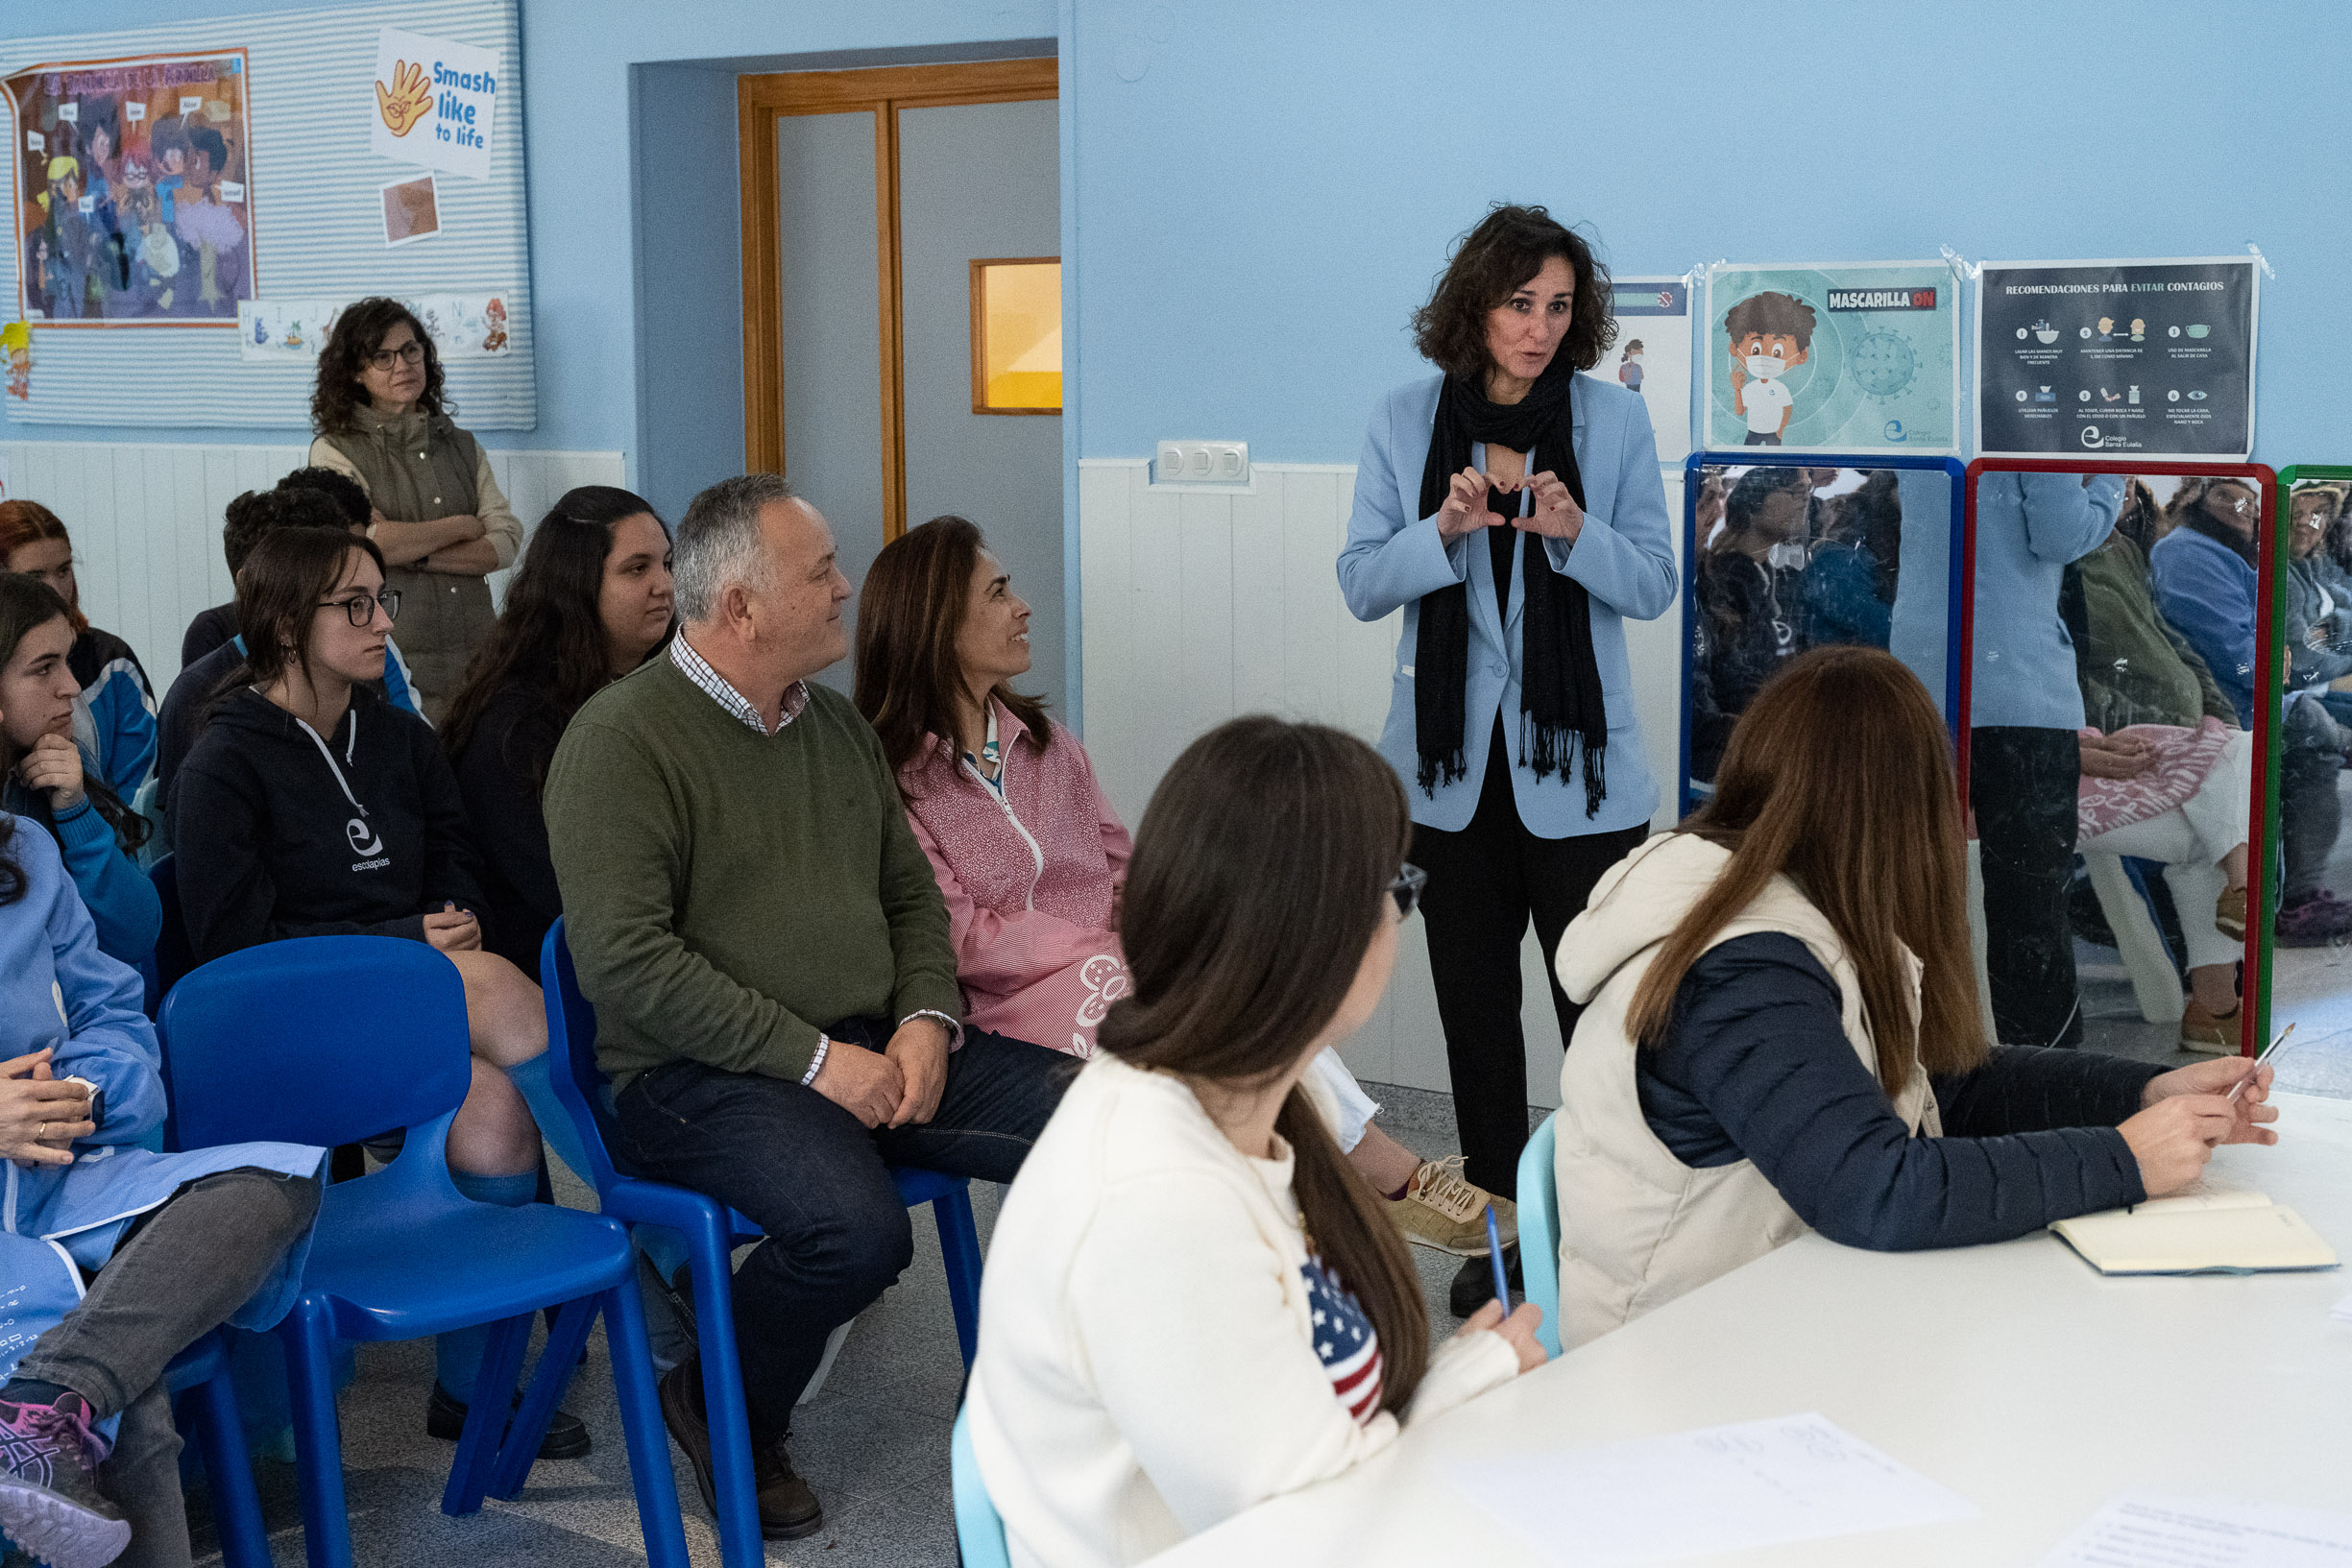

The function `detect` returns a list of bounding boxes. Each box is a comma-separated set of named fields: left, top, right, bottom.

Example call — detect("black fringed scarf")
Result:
left=1413, top=360, right=1610, bottom=815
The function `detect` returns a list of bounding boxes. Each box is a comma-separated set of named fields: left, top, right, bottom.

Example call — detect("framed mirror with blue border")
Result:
left=1678, top=451, right=1968, bottom=819
left=1961, top=459, right=2275, bottom=1062
left=2260, top=464, right=2352, bottom=1095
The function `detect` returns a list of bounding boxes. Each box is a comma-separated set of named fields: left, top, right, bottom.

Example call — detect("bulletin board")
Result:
left=0, top=0, right=533, bottom=428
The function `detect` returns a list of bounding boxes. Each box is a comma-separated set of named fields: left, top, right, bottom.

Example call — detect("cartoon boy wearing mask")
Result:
left=1725, top=291, right=1816, bottom=446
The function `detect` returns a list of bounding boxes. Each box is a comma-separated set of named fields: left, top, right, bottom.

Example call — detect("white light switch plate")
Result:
left=1153, top=440, right=1250, bottom=487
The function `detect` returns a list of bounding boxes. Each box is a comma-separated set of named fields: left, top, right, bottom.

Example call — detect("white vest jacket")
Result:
left=1551, top=833, right=1940, bottom=1346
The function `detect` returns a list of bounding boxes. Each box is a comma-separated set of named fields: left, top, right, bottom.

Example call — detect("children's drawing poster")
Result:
left=369, top=27, right=497, bottom=181
left=7, top=50, right=255, bottom=325
left=1976, top=257, right=2257, bottom=461
left=238, top=291, right=511, bottom=364
left=1702, top=263, right=1959, bottom=454
left=1609, top=276, right=1693, bottom=466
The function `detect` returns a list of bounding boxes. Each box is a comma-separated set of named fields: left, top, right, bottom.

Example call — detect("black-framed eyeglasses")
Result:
left=319, top=590, right=400, bottom=627
left=367, top=340, right=426, bottom=371
left=1391, top=863, right=1427, bottom=921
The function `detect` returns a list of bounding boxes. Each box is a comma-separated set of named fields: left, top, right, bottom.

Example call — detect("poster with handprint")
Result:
left=368, top=27, right=497, bottom=181
left=6, top=49, right=256, bottom=326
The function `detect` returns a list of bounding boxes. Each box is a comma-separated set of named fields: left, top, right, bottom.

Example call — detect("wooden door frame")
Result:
left=740, top=58, right=1057, bottom=541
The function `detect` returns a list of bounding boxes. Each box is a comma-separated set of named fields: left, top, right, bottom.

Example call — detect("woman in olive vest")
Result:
left=308, top=298, right=521, bottom=724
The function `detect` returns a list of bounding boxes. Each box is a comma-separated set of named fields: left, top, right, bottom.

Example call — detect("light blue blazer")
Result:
left=1337, top=373, right=1677, bottom=837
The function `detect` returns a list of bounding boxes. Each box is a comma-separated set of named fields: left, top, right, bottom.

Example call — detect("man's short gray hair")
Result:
left=673, top=472, right=795, bottom=623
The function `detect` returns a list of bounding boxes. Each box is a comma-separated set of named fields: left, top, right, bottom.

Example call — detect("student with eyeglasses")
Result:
left=306, top=297, right=523, bottom=724
left=169, top=527, right=595, bottom=1460
left=966, top=717, right=1544, bottom=1568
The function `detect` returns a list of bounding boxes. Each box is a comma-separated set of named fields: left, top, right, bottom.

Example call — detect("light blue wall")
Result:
left=1065, top=0, right=2346, bottom=468
left=0, top=0, right=1058, bottom=462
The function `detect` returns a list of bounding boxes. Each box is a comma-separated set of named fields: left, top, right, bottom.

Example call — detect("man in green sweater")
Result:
left=545, top=472, right=1069, bottom=1540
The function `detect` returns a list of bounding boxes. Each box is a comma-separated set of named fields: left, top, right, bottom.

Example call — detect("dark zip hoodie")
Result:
left=172, top=683, right=490, bottom=965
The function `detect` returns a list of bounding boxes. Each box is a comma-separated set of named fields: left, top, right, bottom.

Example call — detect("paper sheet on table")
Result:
left=2037, top=1493, right=2352, bottom=1565
left=1448, top=1411, right=1976, bottom=1566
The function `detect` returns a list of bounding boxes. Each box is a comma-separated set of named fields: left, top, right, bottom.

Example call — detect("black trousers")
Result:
left=1970, top=726, right=2083, bottom=1049
left=1412, top=728, right=1648, bottom=1199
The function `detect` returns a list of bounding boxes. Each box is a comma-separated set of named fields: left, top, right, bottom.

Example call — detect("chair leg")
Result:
left=279, top=1303, right=353, bottom=1568
left=685, top=1211, right=764, bottom=1568
left=602, top=1282, right=690, bottom=1568
left=933, top=1188, right=984, bottom=1369
left=183, top=1360, right=272, bottom=1568
left=488, top=1298, right=598, bottom=1501
left=441, top=1314, right=533, bottom=1517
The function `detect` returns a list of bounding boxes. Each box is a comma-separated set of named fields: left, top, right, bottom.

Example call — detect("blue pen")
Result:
left=1485, top=1203, right=1509, bottom=1307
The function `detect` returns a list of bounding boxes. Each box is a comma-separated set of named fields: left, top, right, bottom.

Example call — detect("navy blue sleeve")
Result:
left=1932, top=1045, right=2162, bottom=1137
left=1640, top=933, right=2147, bottom=1250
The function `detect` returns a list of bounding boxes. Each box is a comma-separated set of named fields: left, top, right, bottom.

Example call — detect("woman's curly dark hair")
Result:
left=1410, top=204, right=1615, bottom=383
left=310, top=297, right=449, bottom=435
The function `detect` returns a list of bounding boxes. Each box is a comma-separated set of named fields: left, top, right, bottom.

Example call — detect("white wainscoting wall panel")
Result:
left=0, top=440, right=628, bottom=687
left=1079, top=458, right=1686, bottom=1105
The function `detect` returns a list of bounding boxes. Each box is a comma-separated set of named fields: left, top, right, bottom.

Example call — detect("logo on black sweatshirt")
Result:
left=347, top=815, right=384, bottom=857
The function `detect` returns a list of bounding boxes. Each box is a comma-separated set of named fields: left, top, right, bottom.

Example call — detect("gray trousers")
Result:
left=16, top=1169, right=321, bottom=1568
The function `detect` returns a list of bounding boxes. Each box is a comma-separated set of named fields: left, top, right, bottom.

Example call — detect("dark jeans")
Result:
left=613, top=1022, right=1071, bottom=1444
left=17, top=1168, right=321, bottom=1568
left=1412, top=727, right=1649, bottom=1198
left=2280, top=744, right=2343, bottom=903
left=1970, top=726, right=2082, bottom=1049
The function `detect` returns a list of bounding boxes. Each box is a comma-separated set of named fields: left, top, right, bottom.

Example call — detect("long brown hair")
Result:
left=854, top=515, right=1049, bottom=780
left=0, top=574, right=147, bottom=854
left=1623, top=646, right=1985, bottom=1092
left=231, top=530, right=388, bottom=694
left=442, top=487, right=671, bottom=783
left=1099, top=716, right=1429, bottom=1412
left=0, top=500, right=85, bottom=635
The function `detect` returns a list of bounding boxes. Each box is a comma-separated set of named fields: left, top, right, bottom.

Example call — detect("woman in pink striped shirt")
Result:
left=855, top=516, right=1515, bottom=1258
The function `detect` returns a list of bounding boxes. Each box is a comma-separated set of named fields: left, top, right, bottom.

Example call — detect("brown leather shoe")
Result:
left=657, top=1357, right=824, bottom=1540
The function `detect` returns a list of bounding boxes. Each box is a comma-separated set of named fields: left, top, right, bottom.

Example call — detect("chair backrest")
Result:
left=1514, top=1111, right=1565, bottom=1359
left=533, top=918, right=627, bottom=1196
left=148, top=855, right=196, bottom=1004
left=159, top=934, right=474, bottom=1155
left=950, top=1403, right=1011, bottom=1568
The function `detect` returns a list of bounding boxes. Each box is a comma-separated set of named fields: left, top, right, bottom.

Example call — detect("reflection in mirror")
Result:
left=1969, top=469, right=2262, bottom=1066
left=1686, top=464, right=1952, bottom=802
left=2267, top=476, right=2352, bottom=1096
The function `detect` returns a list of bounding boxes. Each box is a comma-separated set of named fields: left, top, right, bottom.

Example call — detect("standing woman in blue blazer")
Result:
left=1338, top=205, right=1676, bottom=1314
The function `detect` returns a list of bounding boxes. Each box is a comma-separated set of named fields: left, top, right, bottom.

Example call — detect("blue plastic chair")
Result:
left=158, top=935, right=688, bottom=1568
left=527, top=919, right=987, bottom=1568
left=140, top=854, right=195, bottom=1020
left=162, top=1329, right=269, bottom=1568
left=1515, top=1113, right=1564, bottom=1359
left=950, top=1403, right=1011, bottom=1568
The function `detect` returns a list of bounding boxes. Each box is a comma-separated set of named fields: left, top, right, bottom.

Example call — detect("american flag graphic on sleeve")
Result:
left=1300, top=1255, right=1384, bottom=1424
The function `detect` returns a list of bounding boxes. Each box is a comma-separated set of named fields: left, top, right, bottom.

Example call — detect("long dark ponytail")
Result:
left=1099, top=716, right=1427, bottom=1412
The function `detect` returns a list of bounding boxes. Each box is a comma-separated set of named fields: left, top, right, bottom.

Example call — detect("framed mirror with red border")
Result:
left=1959, top=459, right=2275, bottom=1062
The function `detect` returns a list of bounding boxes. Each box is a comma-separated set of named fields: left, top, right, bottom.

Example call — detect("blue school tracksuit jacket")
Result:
left=66, top=626, right=158, bottom=803
left=0, top=820, right=323, bottom=1427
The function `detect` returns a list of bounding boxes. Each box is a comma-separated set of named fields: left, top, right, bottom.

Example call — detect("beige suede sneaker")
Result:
left=1389, top=1155, right=1517, bottom=1256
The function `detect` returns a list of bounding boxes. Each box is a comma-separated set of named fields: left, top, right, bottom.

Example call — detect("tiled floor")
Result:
left=182, top=979, right=2344, bottom=1566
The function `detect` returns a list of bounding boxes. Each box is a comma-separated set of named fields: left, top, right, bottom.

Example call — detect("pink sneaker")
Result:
left=0, top=1387, right=130, bottom=1568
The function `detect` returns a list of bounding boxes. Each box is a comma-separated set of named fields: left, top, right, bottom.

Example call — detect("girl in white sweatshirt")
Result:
left=966, top=716, right=1546, bottom=1567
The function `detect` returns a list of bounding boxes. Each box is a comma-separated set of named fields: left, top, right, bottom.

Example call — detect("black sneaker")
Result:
left=657, top=1357, right=823, bottom=1540
left=0, top=1388, right=132, bottom=1568
left=424, top=1382, right=593, bottom=1460
left=1447, top=1243, right=1522, bottom=1318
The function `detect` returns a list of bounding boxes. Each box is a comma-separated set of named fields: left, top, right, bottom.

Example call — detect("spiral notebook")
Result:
left=2050, top=1187, right=2339, bottom=1276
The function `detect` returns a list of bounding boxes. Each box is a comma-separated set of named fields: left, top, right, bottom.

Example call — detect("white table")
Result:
left=1157, top=1093, right=2352, bottom=1566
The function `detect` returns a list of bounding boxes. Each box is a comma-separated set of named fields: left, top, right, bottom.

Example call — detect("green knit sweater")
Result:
left=544, top=656, right=962, bottom=1089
